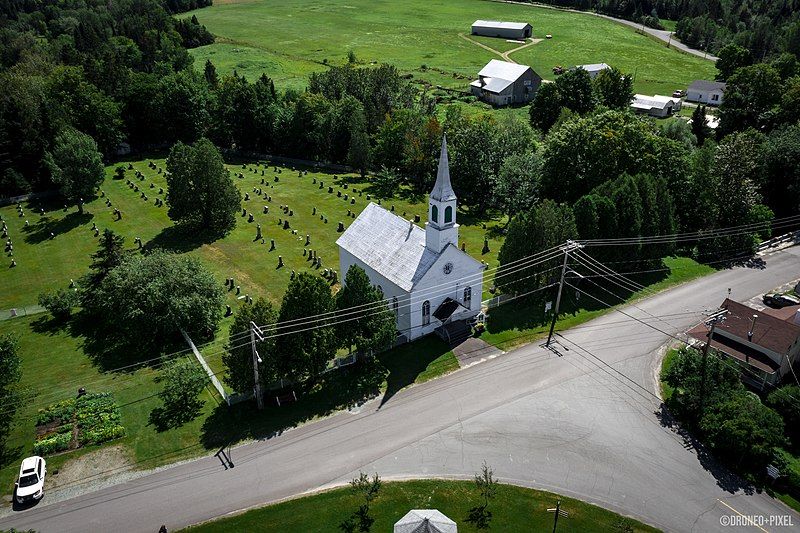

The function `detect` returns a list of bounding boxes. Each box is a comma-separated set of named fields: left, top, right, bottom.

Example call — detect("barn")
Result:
left=470, top=59, right=542, bottom=106
left=471, top=20, right=532, bottom=40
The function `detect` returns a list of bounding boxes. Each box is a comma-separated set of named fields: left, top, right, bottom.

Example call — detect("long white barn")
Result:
left=337, top=137, right=485, bottom=342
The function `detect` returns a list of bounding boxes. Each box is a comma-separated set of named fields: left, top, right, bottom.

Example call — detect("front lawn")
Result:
left=182, top=479, right=660, bottom=532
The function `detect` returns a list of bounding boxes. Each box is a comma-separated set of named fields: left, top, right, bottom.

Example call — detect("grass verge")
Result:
left=182, top=479, right=660, bottom=532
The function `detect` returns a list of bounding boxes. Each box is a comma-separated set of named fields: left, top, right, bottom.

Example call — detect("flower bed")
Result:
left=33, top=392, right=125, bottom=455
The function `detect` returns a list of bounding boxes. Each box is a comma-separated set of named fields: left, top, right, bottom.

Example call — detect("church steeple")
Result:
left=426, top=135, right=459, bottom=253
left=430, top=135, right=456, bottom=203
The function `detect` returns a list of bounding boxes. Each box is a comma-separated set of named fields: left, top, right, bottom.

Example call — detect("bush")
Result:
left=33, top=432, right=71, bottom=455
left=38, top=289, right=79, bottom=321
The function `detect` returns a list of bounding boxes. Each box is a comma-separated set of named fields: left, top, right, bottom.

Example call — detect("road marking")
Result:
left=717, top=499, right=770, bottom=533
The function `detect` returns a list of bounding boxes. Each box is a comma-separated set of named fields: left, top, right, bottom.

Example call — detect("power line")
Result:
left=578, top=214, right=800, bottom=246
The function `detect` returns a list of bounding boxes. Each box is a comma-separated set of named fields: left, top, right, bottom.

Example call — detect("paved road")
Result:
left=1, top=247, right=798, bottom=532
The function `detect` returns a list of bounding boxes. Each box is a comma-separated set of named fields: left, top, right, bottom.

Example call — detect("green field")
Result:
left=183, top=479, right=660, bottom=532
left=183, top=0, right=716, bottom=96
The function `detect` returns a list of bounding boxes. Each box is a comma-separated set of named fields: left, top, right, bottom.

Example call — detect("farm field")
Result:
left=182, top=0, right=716, bottom=96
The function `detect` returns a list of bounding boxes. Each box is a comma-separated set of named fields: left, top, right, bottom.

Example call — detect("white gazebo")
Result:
left=394, top=509, right=457, bottom=533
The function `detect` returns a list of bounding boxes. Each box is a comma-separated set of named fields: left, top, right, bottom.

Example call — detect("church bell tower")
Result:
left=425, top=135, right=459, bottom=253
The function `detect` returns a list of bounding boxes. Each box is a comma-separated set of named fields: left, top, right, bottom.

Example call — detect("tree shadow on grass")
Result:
left=377, top=336, right=452, bottom=408
left=142, top=224, right=221, bottom=254
left=199, top=360, right=385, bottom=450
left=149, top=401, right=203, bottom=432
left=21, top=212, right=93, bottom=244
left=67, top=311, right=186, bottom=372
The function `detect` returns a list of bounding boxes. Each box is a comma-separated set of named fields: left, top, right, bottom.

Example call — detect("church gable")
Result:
left=413, top=244, right=484, bottom=290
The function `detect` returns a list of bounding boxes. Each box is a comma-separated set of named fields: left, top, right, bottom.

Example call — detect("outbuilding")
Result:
left=470, top=59, right=542, bottom=106
left=471, top=20, right=532, bottom=40
left=686, top=80, right=726, bottom=106
left=630, top=94, right=682, bottom=118
left=576, top=63, right=611, bottom=79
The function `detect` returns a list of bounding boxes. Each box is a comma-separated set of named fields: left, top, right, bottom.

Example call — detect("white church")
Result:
left=337, top=136, right=486, bottom=342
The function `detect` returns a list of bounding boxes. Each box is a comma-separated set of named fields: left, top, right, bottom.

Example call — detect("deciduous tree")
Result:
left=276, top=273, right=336, bottom=382
left=44, top=128, right=104, bottom=214
left=336, top=265, right=396, bottom=355
left=166, top=137, right=241, bottom=235
left=223, top=298, right=278, bottom=393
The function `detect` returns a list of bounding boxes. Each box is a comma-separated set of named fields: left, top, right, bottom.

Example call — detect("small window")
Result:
left=444, top=206, right=453, bottom=223
left=711, top=94, right=719, bottom=101
left=431, top=204, right=438, bottom=223
left=422, top=300, right=430, bottom=326
left=464, top=287, right=472, bottom=309
left=392, top=296, right=398, bottom=312
left=377, top=285, right=383, bottom=296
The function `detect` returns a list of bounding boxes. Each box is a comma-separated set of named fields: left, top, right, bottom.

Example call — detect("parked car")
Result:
left=15, top=456, right=46, bottom=504
left=763, top=293, right=800, bottom=308
left=672, top=89, right=686, bottom=98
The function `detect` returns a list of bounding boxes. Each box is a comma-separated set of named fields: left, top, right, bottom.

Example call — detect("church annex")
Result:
left=336, top=136, right=486, bottom=342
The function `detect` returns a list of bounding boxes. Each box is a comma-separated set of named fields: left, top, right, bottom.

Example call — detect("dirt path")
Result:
left=458, top=33, right=505, bottom=60
left=459, top=34, right=540, bottom=64
left=501, top=38, right=540, bottom=62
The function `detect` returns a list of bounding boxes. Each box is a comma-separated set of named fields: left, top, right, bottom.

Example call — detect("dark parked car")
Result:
left=763, top=293, right=800, bottom=308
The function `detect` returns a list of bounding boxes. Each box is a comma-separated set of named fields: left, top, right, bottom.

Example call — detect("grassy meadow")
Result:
left=182, top=0, right=716, bottom=96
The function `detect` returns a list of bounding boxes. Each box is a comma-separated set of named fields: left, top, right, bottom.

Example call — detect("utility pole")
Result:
left=546, top=241, right=582, bottom=347
left=547, top=499, right=568, bottom=532
left=250, top=321, right=265, bottom=410
left=700, top=310, right=726, bottom=412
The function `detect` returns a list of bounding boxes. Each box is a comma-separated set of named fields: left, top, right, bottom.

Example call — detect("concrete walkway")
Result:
left=452, top=336, right=503, bottom=367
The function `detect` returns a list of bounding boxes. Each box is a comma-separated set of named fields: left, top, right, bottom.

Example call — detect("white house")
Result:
left=686, top=80, right=726, bottom=106
left=630, top=94, right=682, bottom=117
left=576, top=63, right=610, bottom=78
left=336, top=137, right=485, bottom=343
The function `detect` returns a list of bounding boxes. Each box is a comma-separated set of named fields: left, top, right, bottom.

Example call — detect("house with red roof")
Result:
left=687, top=298, right=800, bottom=390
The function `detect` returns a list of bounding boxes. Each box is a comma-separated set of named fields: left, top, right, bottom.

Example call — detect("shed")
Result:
left=394, top=509, right=458, bottom=533
left=576, top=63, right=610, bottom=79
left=630, top=94, right=682, bottom=117
left=472, top=20, right=532, bottom=39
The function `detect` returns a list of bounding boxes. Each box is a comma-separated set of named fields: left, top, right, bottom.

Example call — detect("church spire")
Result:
left=430, top=134, right=456, bottom=202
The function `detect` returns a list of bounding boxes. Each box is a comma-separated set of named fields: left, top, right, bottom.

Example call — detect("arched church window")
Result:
left=444, top=206, right=453, bottom=223
left=422, top=300, right=430, bottom=326
left=431, top=205, right=438, bottom=223
left=464, top=286, right=472, bottom=309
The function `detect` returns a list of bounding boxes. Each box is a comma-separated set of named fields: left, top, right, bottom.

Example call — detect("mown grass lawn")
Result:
left=182, top=0, right=715, bottom=96
left=182, top=479, right=660, bottom=532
